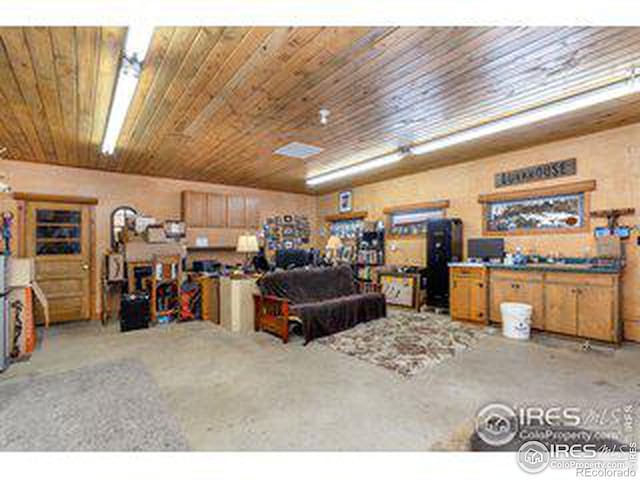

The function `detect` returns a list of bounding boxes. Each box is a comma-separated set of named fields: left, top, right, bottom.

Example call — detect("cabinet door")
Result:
left=577, top=285, right=615, bottom=341
left=516, top=280, right=544, bottom=329
left=245, top=196, right=260, bottom=229
left=450, top=275, right=471, bottom=320
left=227, top=195, right=246, bottom=228
left=469, top=278, right=487, bottom=323
left=182, top=191, right=207, bottom=227
left=544, top=283, right=577, bottom=335
left=206, top=193, right=227, bottom=227
left=490, top=279, right=513, bottom=323
left=490, top=277, right=543, bottom=326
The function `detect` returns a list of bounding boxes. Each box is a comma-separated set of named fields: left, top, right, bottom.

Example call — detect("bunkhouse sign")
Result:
left=494, top=158, right=577, bottom=188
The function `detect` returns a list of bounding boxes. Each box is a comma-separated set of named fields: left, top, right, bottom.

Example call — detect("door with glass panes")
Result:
left=25, top=201, right=91, bottom=323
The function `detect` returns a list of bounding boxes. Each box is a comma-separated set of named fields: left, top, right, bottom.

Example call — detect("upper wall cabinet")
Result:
left=182, top=191, right=260, bottom=229
left=181, top=191, right=209, bottom=227
left=206, top=193, right=227, bottom=228
left=227, top=195, right=247, bottom=228
left=245, top=196, right=260, bottom=229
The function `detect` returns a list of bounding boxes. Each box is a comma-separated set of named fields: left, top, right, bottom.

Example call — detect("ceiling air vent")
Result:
left=274, top=142, right=324, bottom=159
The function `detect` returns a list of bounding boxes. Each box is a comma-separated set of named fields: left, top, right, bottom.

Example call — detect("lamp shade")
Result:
left=326, top=235, right=343, bottom=250
left=236, top=234, right=259, bottom=253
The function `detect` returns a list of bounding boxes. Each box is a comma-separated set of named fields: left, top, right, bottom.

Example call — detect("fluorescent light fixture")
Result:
left=306, top=150, right=406, bottom=186
left=305, top=75, right=640, bottom=186
left=124, top=25, right=154, bottom=61
left=411, top=76, right=640, bottom=156
left=101, top=26, right=154, bottom=156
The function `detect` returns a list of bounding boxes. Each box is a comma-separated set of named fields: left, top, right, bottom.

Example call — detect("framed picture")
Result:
left=339, top=190, right=353, bottom=213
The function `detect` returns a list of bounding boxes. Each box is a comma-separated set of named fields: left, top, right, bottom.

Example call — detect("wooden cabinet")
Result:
left=198, top=276, right=220, bottom=323
left=181, top=191, right=208, bottom=227
left=489, top=270, right=544, bottom=328
left=245, top=196, right=260, bottom=228
left=182, top=191, right=260, bottom=229
left=226, top=195, right=247, bottom=228
left=544, top=282, right=577, bottom=335
left=488, top=269, right=620, bottom=343
left=578, top=283, right=617, bottom=341
left=450, top=266, right=488, bottom=323
left=206, top=193, right=227, bottom=227
left=544, top=273, right=618, bottom=342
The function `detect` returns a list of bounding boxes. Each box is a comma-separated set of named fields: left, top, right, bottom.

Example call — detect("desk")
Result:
left=219, top=276, right=259, bottom=334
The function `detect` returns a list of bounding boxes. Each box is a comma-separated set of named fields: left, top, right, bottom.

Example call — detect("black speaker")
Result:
left=426, top=218, right=463, bottom=308
left=120, top=292, right=150, bottom=332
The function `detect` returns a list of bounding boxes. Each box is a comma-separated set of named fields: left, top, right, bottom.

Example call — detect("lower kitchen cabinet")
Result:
left=489, top=270, right=544, bottom=329
left=450, top=266, right=488, bottom=323
left=488, top=269, right=620, bottom=343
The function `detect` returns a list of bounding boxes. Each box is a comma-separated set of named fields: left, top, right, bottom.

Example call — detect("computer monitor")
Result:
left=467, top=238, right=504, bottom=261
left=275, top=249, right=313, bottom=269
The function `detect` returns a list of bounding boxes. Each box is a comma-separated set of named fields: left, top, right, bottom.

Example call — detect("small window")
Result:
left=111, top=206, right=137, bottom=248
left=34, top=208, right=83, bottom=256
left=485, top=193, right=585, bottom=233
left=389, top=208, right=444, bottom=236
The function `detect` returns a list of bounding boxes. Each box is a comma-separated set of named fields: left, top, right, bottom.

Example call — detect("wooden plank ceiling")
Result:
left=1, top=27, right=640, bottom=194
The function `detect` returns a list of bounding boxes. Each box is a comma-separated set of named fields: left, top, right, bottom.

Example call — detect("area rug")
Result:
left=0, top=359, right=189, bottom=451
left=315, top=310, right=484, bottom=377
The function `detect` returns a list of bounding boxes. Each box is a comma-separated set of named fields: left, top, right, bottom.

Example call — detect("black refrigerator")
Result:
left=425, top=218, right=463, bottom=308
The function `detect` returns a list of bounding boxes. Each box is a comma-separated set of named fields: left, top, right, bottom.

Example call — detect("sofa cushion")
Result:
left=258, top=265, right=357, bottom=303
left=291, top=292, right=387, bottom=342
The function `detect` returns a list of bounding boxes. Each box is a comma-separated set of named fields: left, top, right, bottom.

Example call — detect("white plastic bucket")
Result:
left=501, top=302, right=533, bottom=340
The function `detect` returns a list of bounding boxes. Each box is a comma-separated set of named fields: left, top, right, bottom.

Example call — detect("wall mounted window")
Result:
left=111, top=206, right=137, bottom=248
left=478, top=180, right=596, bottom=236
left=383, top=200, right=449, bottom=237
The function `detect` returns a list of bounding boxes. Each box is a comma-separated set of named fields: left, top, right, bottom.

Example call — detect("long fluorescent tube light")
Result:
left=101, top=26, right=154, bottom=156
left=306, top=151, right=406, bottom=186
left=412, top=76, right=640, bottom=156
left=305, top=75, right=640, bottom=186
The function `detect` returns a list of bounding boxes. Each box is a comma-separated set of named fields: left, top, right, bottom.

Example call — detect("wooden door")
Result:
left=450, top=274, right=471, bottom=320
left=577, top=285, right=615, bottom=341
left=25, top=201, right=92, bottom=323
left=227, top=195, right=246, bottom=228
left=206, top=193, right=227, bottom=227
left=544, top=282, right=577, bottom=336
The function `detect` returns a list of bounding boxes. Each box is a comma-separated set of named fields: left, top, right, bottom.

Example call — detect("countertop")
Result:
left=448, top=262, right=621, bottom=274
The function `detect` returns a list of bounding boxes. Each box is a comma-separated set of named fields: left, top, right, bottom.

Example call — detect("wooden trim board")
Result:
left=477, top=179, right=596, bottom=203
left=382, top=200, right=450, bottom=214
left=12, top=192, right=99, bottom=205
left=325, top=211, right=368, bottom=222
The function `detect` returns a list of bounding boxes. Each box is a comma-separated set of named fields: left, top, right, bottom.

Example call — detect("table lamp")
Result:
left=237, top=234, right=260, bottom=268
left=326, top=235, right=343, bottom=264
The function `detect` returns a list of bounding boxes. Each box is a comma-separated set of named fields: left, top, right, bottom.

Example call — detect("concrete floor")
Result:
left=2, top=316, right=640, bottom=450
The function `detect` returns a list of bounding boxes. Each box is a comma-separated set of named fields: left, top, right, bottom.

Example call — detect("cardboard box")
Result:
left=8, top=257, right=35, bottom=288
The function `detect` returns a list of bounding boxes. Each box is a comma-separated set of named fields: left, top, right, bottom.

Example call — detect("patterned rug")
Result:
left=315, top=310, right=484, bottom=377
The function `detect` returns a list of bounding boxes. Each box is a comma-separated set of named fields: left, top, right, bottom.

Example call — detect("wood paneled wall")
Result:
left=317, top=122, right=640, bottom=341
left=0, top=158, right=317, bottom=315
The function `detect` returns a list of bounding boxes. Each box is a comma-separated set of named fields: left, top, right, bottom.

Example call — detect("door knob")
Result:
left=82, top=264, right=89, bottom=271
